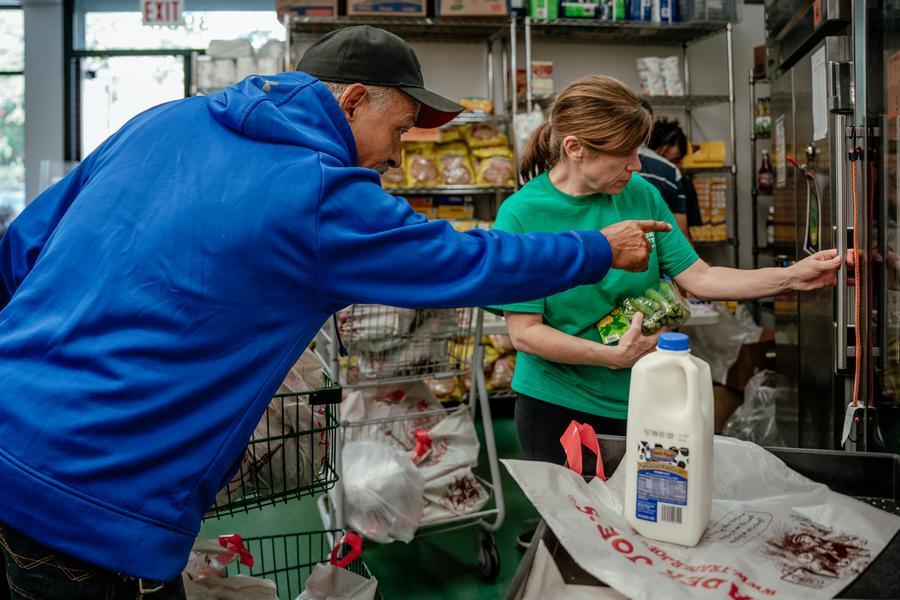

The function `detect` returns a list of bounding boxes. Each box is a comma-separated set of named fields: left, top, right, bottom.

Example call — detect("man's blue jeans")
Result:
left=0, top=522, right=185, bottom=600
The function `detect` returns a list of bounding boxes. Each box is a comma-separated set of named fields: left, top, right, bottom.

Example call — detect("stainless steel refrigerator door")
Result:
left=797, top=37, right=851, bottom=449
left=774, top=37, right=850, bottom=449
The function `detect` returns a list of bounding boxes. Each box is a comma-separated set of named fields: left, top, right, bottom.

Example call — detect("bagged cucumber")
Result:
left=597, top=279, right=692, bottom=343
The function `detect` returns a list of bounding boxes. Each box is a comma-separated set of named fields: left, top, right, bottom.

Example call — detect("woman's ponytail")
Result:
left=519, top=121, right=556, bottom=183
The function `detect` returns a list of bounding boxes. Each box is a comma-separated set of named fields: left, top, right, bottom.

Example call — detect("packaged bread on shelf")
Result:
left=435, top=143, right=475, bottom=186
left=404, top=143, right=440, bottom=187
left=473, top=146, right=515, bottom=187
left=462, top=124, right=509, bottom=149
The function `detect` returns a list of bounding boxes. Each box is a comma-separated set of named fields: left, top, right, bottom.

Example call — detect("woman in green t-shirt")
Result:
left=493, top=76, right=843, bottom=480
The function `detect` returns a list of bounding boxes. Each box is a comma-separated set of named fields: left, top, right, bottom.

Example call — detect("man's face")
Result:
left=339, top=84, right=419, bottom=174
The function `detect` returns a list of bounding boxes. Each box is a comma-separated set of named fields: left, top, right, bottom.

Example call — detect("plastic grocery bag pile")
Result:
left=335, top=307, right=461, bottom=382
left=339, top=382, right=489, bottom=543
left=504, top=436, right=900, bottom=600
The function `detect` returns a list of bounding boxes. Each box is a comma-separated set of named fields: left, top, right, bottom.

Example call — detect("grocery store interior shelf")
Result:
left=288, top=16, right=511, bottom=44
left=514, top=94, right=729, bottom=109
left=390, top=185, right=515, bottom=195
left=682, top=165, right=734, bottom=174
left=527, top=19, right=728, bottom=45
left=450, top=112, right=510, bottom=125
left=287, top=16, right=729, bottom=46
left=646, top=94, right=730, bottom=108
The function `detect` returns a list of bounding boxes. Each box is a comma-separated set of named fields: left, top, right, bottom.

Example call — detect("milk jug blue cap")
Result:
left=658, top=332, right=690, bottom=351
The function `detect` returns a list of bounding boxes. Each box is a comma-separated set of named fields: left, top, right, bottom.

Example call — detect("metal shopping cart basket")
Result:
left=224, top=529, right=379, bottom=600
left=205, top=368, right=343, bottom=519
left=314, top=305, right=505, bottom=580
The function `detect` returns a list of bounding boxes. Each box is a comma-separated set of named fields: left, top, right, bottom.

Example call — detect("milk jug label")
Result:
left=635, top=439, right=689, bottom=524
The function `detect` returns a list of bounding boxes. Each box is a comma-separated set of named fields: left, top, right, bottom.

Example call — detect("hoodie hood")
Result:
left=207, top=71, right=358, bottom=166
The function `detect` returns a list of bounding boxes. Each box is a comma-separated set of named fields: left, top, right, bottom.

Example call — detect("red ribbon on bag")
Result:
left=413, top=429, right=433, bottom=463
left=560, top=420, right=606, bottom=481
left=330, top=532, right=363, bottom=568
left=218, top=534, right=254, bottom=568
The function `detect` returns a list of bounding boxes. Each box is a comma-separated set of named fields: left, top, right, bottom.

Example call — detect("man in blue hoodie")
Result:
left=0, top=26, right=670, bottom=597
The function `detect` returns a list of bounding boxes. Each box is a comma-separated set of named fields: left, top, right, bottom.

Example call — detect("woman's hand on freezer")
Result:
left=601, top=220, right=672, bottom=272
left=787, top=249, right=844, bottom=291
left=610, top=313, right=660, bottom=369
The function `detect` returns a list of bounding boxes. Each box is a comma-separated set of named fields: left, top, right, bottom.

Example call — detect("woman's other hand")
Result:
left=787, top=249, right=844, bottom=292
left=610, top=312, right=659, bottom=369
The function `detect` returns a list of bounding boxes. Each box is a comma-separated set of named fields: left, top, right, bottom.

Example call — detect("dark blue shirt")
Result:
left=638, top=147, right=687, bottom=215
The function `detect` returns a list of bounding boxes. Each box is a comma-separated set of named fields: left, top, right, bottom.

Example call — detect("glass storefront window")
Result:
left=80, top=55, right=185, bottom=156
left=81, top=11, right=283, bottom=52
left=0, top=7, right=23, bottom=234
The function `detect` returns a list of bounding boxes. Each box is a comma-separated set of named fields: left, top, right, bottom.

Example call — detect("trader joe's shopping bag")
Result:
left=503, top=437, right=900, bottom=600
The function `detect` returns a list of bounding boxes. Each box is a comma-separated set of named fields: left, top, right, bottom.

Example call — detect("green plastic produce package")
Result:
left=596, top=280, right=691, bottom=344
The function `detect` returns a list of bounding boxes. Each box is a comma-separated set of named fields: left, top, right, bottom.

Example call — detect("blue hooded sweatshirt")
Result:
left=0, top=72, right=612, bottom=580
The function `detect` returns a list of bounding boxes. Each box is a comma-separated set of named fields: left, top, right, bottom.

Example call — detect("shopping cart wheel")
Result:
left=477, top=530, right=500, bottom=581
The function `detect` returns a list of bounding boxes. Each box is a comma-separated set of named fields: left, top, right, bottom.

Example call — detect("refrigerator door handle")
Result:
left=834, top=113, right=849, bottom=373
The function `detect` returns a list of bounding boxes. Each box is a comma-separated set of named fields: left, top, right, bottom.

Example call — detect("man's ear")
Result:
left=339, top=84, right=369, bottom=122
left=562, top=135, right=584, bottom=161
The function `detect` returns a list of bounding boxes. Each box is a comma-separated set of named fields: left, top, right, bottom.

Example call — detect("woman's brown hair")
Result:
left=519, top=75, right=652, bottom=182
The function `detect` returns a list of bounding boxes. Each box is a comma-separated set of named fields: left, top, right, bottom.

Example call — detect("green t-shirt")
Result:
left=491, top=172, right=698, bottom=419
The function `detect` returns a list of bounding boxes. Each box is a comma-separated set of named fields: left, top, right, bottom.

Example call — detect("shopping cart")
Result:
left=205, top=369, right=343, bottom=519
left=314, top=305, right=504, bottom=580
left=224, top=529, right=379, bottom=600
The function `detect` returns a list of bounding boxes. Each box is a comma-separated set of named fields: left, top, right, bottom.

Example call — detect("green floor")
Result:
left=199, top=408, right=539, bottom=599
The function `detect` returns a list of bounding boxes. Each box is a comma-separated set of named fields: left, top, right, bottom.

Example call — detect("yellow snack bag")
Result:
left=463, top=124, right=509, bottom=149
left=434, top=142, right=475, bottom=186
left=473, top=146, right=515, bottom=186
left=403, top=143, right=440, bottom=187
left=440, top=126, right=463, bottom=143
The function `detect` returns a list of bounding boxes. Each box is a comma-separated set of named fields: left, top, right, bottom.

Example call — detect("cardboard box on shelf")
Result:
left=276, top=0, right=338, bottom=18
left=405, top=196, right=438, bottom=219
left=347, top=0, right=426, bottom=15
left=436, top=197, right=475, bottom=219
left=438, top=0, right=507, bottom=16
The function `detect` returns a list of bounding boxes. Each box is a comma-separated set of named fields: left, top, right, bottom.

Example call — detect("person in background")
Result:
left=0, top=27, right=669, bottom=599
left=637, top=103, right=691, bottom=241
left=492, top=75, right=844, bottom=550
left=648, top=117, right=704, bottom=239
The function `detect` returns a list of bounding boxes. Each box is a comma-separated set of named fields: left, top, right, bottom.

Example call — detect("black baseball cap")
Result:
left=297, top=25, right=464, bottom=129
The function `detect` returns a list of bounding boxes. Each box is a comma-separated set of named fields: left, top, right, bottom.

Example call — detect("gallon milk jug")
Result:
left=624, top=332, right=714, bottom=547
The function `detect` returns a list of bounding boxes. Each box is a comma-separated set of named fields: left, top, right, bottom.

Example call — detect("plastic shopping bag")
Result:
left=722, top=369, right=785, bottom=446
left=183, top=536, right=276, bottom=600
left=503, top=436, right=900, bottom=600
left=184, top=576, right=277, bottom=600
left=341, top=381, right=446, bottom=447
left=297, top=533, right=378, bottom=600
left=683, top=303, right=762, bottom=384
left=414, top=408, right=489, bottom=522
left=342, top=440, right=425, bottom=543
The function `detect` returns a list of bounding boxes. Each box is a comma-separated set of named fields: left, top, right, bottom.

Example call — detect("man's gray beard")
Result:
left=376, top=163, right=391, bottom=175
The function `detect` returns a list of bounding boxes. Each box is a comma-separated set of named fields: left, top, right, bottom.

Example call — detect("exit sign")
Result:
left=142, top=0, right=183, bottom=25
